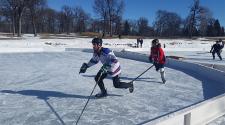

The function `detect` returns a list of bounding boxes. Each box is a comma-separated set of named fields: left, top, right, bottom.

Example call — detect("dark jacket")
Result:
left=210, top=42, right=224, bottom=53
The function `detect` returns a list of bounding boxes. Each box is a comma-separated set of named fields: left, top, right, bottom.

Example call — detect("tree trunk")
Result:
left=12, top=14, right=16, bottom=36
left=17, top=7, right=24, bottom=37
left=32, top=18, right=37, bottom=37
left=109, top=18, right=112, bottom=37
left=31, top=10, right=37, bottom=37
left=17, top=14, right=22, bottom=37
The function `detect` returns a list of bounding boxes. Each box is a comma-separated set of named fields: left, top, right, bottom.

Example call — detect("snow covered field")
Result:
left=0, top=34, right=225, bottom=125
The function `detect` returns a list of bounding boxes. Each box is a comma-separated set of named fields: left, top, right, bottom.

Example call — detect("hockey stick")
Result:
left=75, top=72, right=103, bottom=125
left=196, top=52, right=211, bottom=54
left=129, top=64, right=154, bottom=83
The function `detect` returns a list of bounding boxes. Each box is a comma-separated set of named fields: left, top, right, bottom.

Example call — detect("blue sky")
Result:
left=47, top=0, right=225, bottom=27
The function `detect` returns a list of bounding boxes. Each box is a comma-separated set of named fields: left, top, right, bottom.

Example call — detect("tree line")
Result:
left=0, top=0, right=224, bottom=37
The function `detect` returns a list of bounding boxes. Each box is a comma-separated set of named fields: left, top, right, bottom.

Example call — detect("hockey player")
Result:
left=149, top=39, right=166, bottom=84
left=210, top=39, right=224, bottom=60
left=79, top=38, right=134, bottom=98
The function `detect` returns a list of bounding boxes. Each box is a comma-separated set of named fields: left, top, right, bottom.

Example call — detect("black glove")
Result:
left=79, top=63, right=88, bottom=74
left=154, top=59, right=159, bottom=64
left=100, top=64, right=110, bottom=74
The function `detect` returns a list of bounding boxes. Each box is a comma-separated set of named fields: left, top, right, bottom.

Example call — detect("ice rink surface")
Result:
left=0, top=50, right=224, bottom=125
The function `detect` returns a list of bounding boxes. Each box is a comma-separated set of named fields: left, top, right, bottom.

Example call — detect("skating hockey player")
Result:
left=149, top=39, right=166, bottom=84
left=79, top=38, right=134, bottom=98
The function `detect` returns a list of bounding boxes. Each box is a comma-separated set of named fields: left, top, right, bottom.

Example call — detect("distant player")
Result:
left=79, top=38, right=134, bottom=98
left=139, top=38, right=143, bottom=48
left=136, top=38, right=140, bottom=48
left=149, top=39, right=166, bottom=84
left=210, top=39, right=224, bottom=60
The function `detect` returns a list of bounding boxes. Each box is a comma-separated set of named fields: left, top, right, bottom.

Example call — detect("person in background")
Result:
left=79, top=38, right=134, bottom=98
left=149, top=39, right=166, bottom=84
left=136, top=38, right=140, bottom=48
left=139, top=38, right=143, bottom=48
left=210, top=39, right=224, bottom=60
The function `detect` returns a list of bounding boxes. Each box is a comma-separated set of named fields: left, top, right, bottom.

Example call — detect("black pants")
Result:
left=95, top=70, right=132, bottom=92
left=154, top=62, right=164, bottom=71
left=212, top=51, right=222, bottom=60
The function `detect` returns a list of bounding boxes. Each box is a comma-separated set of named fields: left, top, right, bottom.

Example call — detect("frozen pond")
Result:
left=0, top=50, right=224, bottom=125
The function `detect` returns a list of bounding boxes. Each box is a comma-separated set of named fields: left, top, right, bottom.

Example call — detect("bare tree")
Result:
left=73, top=6, right=90, bottom=33
left=93, top=0, right=124, bottom=37
left=186, top=0, right=208, bottom=37
left=12, top=0, right=28, bottom=37
left=154, top=10, right=182, bottom=37
left=0, top=0, right=17, bottom=35
left=58, top=11, right=66, bottom=33
left=45, top=8, right=57, bottom=33
left=34, top=8, right=57, bottom=33
left=26, top=0, right=46, bottom=36
left=61, top=6, right=74, bottom=34
left=1, top=0, right=48, bottom=36
left=137, top=17, right=148, bottom=36
left=137, top=17, right=154, bottom=37
left=89, top=19, right=103, bottom=33
left=93, top=0, right=107, bottom=36
left=106, top=0, right=124, bottom=36
left=114, top=15, right=122, bottom=35
left=198, top=7, right=212, bottom=36
left=122, top=20, right=130, bottom=35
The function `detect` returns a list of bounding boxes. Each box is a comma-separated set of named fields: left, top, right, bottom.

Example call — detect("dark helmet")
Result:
left=152, top=39, right=159, bottom=44
left=92, top=38, right=103, bottom=45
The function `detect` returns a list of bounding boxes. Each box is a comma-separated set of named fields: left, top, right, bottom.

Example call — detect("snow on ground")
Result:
left=0, top=34, right=225, bottom=125
left=0, top=34, right=215, bottom=51
left=1, top=34, right=223, bottom=63
left=2, top=34, right=224, bottom=65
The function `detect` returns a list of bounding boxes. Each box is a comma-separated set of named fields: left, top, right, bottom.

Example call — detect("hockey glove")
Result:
left=154, top=60, right=159, bottom=65
left=79, top=63, right=88, bottom=74
left=100, top=64, right=110, bottom=74
left=149, top=57, right=153, bottom=63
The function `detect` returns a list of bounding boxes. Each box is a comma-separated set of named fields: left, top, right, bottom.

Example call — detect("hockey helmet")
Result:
left=92, top=38, right=103, bottom=45
left=152, top=39, right=159, bottom=45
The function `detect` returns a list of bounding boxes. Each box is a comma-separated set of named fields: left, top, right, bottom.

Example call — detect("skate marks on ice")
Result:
left=0, top=51, right=224, bottom=124
left=0, top=89, right=95, bottom=125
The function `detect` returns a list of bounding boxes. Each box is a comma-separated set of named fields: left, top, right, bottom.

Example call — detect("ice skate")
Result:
left=129, top=81, right=134, bottom=93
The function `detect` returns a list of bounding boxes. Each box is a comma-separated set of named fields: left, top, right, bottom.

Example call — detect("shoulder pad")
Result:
left=102, top=48, right=111, bottom=54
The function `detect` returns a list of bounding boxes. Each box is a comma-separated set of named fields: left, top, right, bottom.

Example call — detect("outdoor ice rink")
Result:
left=1, top=50, right=225, bottom=125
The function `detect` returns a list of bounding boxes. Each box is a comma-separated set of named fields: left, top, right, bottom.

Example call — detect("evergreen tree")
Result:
left=122, top=20, right=130, bottom=35
left=221, top=27, right=225, bottom=36
left=206, top=24, right=213, bottom=36
left=214, top=19, right=221, bottom=36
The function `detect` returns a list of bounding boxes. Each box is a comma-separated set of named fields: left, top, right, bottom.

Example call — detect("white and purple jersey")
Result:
left=87, top=48, right=121, bottom=77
